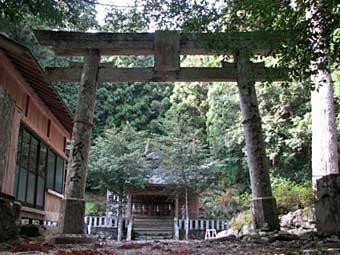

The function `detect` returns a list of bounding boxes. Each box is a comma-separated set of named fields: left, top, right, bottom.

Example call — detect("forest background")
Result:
left=1, top=0, right=339, bottom=227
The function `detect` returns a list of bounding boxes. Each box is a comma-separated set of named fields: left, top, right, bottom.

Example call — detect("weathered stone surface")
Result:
left=315, top=174, right=340, bottom=234
left=59, top=198, right=86, bottom=234
left=226, top=228, right=239, bottom=237
left=90, top=226, right=118, bottom=240
left=280, top=207, right=316, bottom=234
left=0, top=196, right=21, bottom=241
left=48, top=234, right=96, bottom=244
left=303, top=248, right=340, bottom=255
left=20, top=224, right=43, bottom=237
left=316, top=174, right=340, bottom=199
left=239, top=224, right=254, bottom=237
left=235, top=50, right=279, bottom=231
left=62, top=49, right=100, bottom=235
left=0, top=86, right=15, bottom=192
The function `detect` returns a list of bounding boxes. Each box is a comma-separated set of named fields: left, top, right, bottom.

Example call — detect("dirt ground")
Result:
left=2, top=238, right=340, bottom=255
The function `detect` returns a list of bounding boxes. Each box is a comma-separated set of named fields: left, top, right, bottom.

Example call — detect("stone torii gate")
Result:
left=35, top=30, right=289, bottom=235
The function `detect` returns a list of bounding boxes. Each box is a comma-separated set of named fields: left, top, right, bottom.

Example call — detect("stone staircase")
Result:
left=133, top=217, right=174, bottom=240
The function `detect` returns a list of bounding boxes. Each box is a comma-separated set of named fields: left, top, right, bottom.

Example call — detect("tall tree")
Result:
left=88, top=126, right=148, bottom=241
left=308, top=0, right=339, bottom=184
left=1, top=0, right=97, bottom=32
left=157, top=133, right=220, bottom=240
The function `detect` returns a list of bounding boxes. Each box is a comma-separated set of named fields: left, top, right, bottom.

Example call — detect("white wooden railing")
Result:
left=177, top=219, right=228, bottom=231
left=84, top=216, right=227, bottom=231
left=84, top=216, right=128, bottom=228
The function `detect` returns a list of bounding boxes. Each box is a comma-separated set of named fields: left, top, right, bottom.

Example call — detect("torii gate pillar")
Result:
left=235, top=49, right=280, bottom=230
left=59, top=49, right=100, bottom=234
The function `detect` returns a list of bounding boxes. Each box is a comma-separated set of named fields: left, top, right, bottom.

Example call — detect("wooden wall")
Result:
left=0, top=50, right=71, bottom=220
left=178, top=194, right=200, bottom=219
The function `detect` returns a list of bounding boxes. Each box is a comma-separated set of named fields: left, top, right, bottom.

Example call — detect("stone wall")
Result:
left=0, top=196, right=21, bottom=241
left=315, top=174, right=340, bottom=234
left=0, top=86, right=15, bottom=192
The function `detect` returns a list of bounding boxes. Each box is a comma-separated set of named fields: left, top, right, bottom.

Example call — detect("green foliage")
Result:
left=234, top=192, right=252, bottom=211
left=164, top=82, right=208, bottom=141
left=96, top=82, right=173, bottom=136
left=1, top=0, right=97, bottom=32
left=85, top=202, right=106, bottom=216
left=234, top=177, right=314, bottom=215
left=6, top=0, right=336, bottom=223
left=206, top=83, right=248, bottom=185
left=258, top=82, right=312, bottom=180
left=229, top=209, right=252, bottom=231
left=271, top=177, right=314, bottom=213
left=156, top=133, right=221, bottom=193
left=87, top=125, right=148, bottom=196
left=136, top=0, right=339, bottom=81
left=54, top=79, right=173, bottom=138
left=200, top=186, right=248, bottom=219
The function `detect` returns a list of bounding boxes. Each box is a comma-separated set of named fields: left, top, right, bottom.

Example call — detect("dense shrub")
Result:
left=271, top=177, right=314, bottom=214
left=229, top=209, right=252, bottom=230
left=233, top=177, right=313, bottom=214
left=85, top=202, right=106, bottom=216
left=228, top=177, right=313, bottom=230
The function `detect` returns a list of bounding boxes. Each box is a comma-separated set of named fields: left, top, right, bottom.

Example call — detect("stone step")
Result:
left=134, top=224, right=173, bottom=227
left=134, top=218, right=172, bottom=221
left=133, top=227, right=172, bottom=232
left=134, top=231, right=173, bottom=240
left=134, top=229, right=172, bottom=234
left=133, top=217, right=173, bottom=240
left=135, top=235, right=173, bottom=241
left=134, top=220, right=173, bottom=223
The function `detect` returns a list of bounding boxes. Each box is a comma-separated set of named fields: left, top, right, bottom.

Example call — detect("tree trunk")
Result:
left=184, top=187, right=189, bottom=240
left=60, top=49, right=100, bottom=234
left=117, top=197, right=123, bottom=242
left=235, top=49, right=280, bottom=230
left=309, top=0, right=339, bottom=186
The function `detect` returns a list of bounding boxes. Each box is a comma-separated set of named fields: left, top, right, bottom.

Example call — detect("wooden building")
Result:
left=0, top=35, right=73, bottom=224
left=106, top=153, right=200, bottom=240
left=127, top=168, right=200, bottom=220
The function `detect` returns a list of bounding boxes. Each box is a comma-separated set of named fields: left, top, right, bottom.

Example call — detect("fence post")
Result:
left=200, top=220, right=204, bottom=230
left=211, top=220, right=215, bottom=230
left=127, top=217, right=133, bottom=241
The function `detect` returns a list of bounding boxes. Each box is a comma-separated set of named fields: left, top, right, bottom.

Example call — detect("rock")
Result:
left=303, top=248, right=340, bottom=255
left=241, top=234, right=262, bottom=243
left=226, top=228, right=239, bottom=237
left=48, top=234, right=96, bottom=244
left=0, top=196, right=21, bottom=241
left=239, top=224, right=253, bottom=236
left=268, top=232, right=299, bottom=243
left=326, top=235, right=340, bottom=242
left=216, top=230, right=228, bottom=238
left=20, top=224, right=44, bottom=237
left=280, top=211, right=294, bottom=227
left=315, top=175, right=340, bottom=234
left=280, top=207, right=316, bottom=234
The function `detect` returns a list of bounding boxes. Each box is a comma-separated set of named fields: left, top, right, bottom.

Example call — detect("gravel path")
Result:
left=2, top=234, right=340, bottom=255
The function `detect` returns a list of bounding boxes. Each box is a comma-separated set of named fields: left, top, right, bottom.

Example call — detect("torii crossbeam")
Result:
left=35, top=30, right=288, bottom=237
left=35, top=30, right=288, bottom=83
